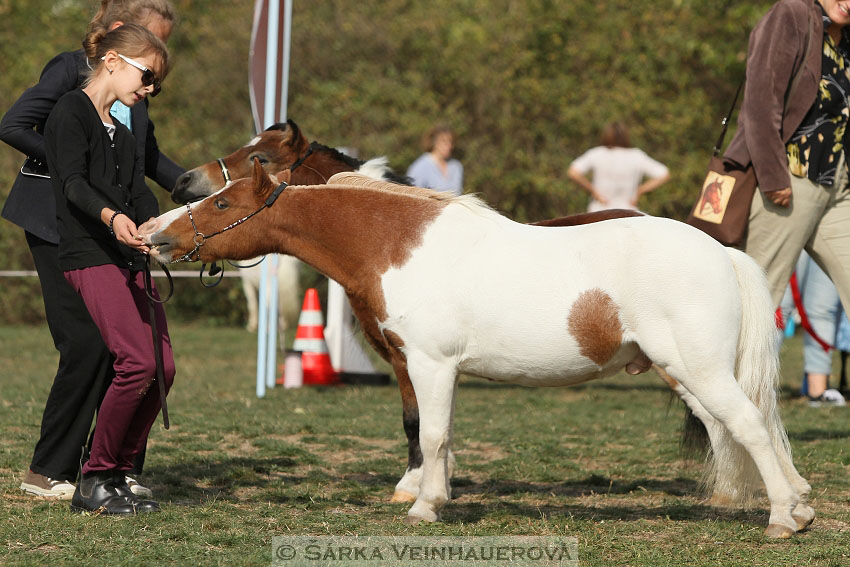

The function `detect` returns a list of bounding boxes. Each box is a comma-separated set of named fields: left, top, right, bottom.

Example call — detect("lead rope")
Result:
left=144, top=256, right=170, bottom=429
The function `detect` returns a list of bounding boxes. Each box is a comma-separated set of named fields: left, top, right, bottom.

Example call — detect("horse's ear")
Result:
left=252, top=157, right=274, bottom=196
left=285, top=119, right=301, bottom=147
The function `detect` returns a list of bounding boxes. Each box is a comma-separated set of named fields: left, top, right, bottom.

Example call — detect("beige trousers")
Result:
left=744, top=155, right=850, bottom=313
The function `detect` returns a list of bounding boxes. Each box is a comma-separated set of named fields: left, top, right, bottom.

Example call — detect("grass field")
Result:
left=1, top=323, right=849, bottom=566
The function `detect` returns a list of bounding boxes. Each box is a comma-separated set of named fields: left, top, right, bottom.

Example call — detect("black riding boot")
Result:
left=111, top=471, right=160, bottom=513
left=70, top=471, right=136, bottom=515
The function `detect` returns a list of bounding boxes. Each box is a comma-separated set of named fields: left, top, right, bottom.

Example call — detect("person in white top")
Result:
left=568, top=122, right=670, bottom=212
left=406, top=125, right=463, bottom=196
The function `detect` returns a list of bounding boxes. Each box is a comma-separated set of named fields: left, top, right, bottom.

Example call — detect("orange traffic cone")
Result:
left=292, top=288, right=340, bottom=386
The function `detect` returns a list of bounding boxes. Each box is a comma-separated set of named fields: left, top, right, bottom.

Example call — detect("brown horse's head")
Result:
left=171, top=119, right=309, bottom=204
left=144, top=160, right=291, bottom=263
left=700, top=178, right=724, bottom=214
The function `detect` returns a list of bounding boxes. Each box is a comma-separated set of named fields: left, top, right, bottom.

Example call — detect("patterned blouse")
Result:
left=786, top=10, right=850, bottom=186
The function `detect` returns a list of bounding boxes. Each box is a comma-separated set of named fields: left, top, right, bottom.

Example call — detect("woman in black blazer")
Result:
left=0, top=0, right=182, bottom=502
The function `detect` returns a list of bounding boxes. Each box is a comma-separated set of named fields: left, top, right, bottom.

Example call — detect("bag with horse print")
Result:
left=687, top=153, right=757, bottom=248
left=686, top=78, right=756, bottom=248
left=688, top=10, right=812, bottom=248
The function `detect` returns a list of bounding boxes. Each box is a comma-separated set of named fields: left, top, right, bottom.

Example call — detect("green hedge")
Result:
left=0, top=0, right=772, bottom=324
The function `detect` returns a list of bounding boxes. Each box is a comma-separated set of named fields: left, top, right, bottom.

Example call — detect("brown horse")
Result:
left=171, top=120, right=411, bottom=204
left=170, top=121, right=649, bottom=502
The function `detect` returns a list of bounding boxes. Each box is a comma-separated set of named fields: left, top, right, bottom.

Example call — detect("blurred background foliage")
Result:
left=1, top=0, right=774, bottom=324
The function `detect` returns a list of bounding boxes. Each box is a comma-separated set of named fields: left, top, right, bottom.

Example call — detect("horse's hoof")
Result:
left=792, top=505, right=815, bottom=531
left=404, top=512, right=438, bottom=525
left=764, top=524, right=795, bottom=539
left=391, top=490, right=417, bottom=503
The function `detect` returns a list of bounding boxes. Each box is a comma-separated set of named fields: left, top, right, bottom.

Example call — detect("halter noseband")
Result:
left=174, top=181, right=289, bottom=263
left=217, top=158, right=232, bottom=184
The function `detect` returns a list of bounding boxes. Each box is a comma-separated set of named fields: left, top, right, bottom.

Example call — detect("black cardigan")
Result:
left=45, top=89, right=158, bottom=271
left=0, top=50, right=184, bottom=243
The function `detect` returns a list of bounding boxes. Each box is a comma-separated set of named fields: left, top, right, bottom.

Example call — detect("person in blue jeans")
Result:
left=780, top=251, right=847, bottom=407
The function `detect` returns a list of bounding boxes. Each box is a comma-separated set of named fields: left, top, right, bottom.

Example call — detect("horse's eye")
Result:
left=249, top=154, right=269, bottom=165
left=214, top=198, right=229, bottom=210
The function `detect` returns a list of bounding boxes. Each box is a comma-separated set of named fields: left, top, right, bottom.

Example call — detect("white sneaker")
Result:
left=125, top=476, right=153, bottom=498
left=809, top=389, right=847, bottom=407
left=20, top=470, right=76, bottom=500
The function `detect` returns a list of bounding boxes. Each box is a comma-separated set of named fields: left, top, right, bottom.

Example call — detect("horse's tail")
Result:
left=702, top=247, right=792, bottom=504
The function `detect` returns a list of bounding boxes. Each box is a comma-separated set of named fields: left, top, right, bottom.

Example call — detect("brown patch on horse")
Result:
left=240, top=163, right=450, bottom=323
left=567, top=289, right=623, bottom=366
left=531, top=209, right=644, bottom=227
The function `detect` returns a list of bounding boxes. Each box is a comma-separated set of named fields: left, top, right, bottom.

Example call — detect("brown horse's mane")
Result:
left=266, top=121, right=411, bottom=185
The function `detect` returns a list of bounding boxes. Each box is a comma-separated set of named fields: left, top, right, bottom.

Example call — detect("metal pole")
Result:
left=279, top=0, right=292, bottom=121
left=256, top=0, right=280, bottom=397
left=256, top=258, right=270, bottom=398
left=265, top=254, right=279, bottom=389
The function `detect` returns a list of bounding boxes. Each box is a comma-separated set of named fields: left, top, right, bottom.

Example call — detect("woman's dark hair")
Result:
left=600, top=122, right=631, bottom=148
left=421, top=125, right=454, bottom=152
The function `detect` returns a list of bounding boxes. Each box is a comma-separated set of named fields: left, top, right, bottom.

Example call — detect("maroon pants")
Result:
left=64, top=264, right=175, bottom=473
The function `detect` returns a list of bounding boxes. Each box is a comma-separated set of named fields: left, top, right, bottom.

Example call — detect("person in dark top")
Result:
left=0, top=0, right=182, bottom=501
left=44, top=22, right=176, bottom=515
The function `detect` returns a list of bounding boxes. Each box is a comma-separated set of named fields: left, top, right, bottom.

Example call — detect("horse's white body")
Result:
left=373, top=199, right=811, bottom=535
left=239, top=255, right=300, bottom=338
left=383, top=205, right=726, bottom=384
left=143, top=174, right=814, bottom=537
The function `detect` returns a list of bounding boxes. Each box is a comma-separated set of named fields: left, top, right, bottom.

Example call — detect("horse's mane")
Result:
left=310, top=142, right=363, bottom=170
left=266, top=119, right=412, bottom=185
left=327, top=172, right=497, bottom=218
left=329, top=172, right=452, bottom=200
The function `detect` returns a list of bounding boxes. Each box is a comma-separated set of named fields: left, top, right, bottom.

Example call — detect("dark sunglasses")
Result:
left=116, top=53, right=162, bottom=97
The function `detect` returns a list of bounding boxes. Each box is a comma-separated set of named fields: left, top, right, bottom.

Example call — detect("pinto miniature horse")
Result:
left=141, top=162, right=814, bottom=537
left=170, top=119, right=648, bottom=503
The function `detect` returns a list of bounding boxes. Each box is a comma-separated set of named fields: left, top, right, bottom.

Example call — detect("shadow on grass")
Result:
left=446, top=474, right=770, bottom=525
left=146, top=455, right=303, bottom=505
left=458, top=380, right=674, bottom=393
left=144, top=455, right=403, bottom=508
left=788, top=428, right=850, bottom=442
left=443, top=499, right=769, bottom=525
left=452, top=474, right=699, bottom=499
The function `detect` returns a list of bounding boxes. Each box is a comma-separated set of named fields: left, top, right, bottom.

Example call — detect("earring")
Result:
left=108, top=68, right=113, bottom=74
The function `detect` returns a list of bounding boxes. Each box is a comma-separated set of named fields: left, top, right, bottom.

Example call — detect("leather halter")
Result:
left=289, top=144, right=314, bottom=172
left=217, top=158, right=232, bottom=184
left=215, top=144, right=311, bottom=185
left=174, top=181, right=288, bottom=263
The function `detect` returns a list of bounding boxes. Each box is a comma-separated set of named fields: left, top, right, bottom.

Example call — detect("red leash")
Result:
left=789, top=271, right=833, bottom=353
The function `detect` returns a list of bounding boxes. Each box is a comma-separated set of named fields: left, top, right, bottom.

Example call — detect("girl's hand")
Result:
left=108, top=212, right=151, bottom=253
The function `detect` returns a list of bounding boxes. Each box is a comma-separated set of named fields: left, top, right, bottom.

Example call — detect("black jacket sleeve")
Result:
left=144, top=110, right=185, bottom=192
left=0, top=52, right=83, bottom=161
